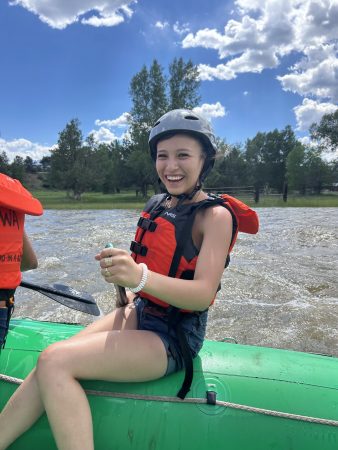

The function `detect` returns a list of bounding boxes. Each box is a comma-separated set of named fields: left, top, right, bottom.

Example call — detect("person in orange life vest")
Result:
left=0, top=110, right=258, bottom=450
left=0, top=173, right=43, bottom=349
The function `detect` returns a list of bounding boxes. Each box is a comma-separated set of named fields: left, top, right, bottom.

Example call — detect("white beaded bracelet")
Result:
left=129, top=263, right=148, bottom=293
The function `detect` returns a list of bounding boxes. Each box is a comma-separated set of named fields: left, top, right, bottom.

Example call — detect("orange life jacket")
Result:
left=131, top=193, right=259, bottom=309
left=0, top=174, right=43, bottom=289
left=0, top=174, right=43, bottom=216
left=0, top=207, right=25, bottom=289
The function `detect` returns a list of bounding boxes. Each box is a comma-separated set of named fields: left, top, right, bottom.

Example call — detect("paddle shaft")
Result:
left=104, top=243, right=128, bottom=307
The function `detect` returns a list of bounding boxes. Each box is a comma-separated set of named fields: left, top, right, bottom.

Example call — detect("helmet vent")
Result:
left=154, top=120, right=161, bottom=126
left=184, top=115, right=199, bottom=121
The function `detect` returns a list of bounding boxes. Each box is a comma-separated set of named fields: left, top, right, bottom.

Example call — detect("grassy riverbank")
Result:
left=32, top=190, right=146, bottom=209
left=32, top=189, right=338, bottom=209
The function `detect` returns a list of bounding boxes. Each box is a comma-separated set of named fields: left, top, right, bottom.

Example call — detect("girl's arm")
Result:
left=97, top=206, right=233, bottom=311
left=21, top=230, right=38, bottom=271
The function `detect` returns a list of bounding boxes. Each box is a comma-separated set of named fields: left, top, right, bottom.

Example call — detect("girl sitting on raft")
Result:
left=0, top=109, right=258, bottom=450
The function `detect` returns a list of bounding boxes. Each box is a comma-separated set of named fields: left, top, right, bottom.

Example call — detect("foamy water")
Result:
left=15, top=207, right=338, bottom=356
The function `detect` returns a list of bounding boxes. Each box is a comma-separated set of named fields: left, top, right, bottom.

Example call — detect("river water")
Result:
left=16, top=207, right=338, bottom=357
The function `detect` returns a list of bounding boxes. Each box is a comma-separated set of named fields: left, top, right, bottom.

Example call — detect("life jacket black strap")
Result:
left=168, top=307, right=194, bottom=399
left=175, top=322, right=194, bottom=399
left=131, top=201, right=166, bottom=263
left=168, top=199, right=225, bottom=277
left=137, top=217, right=158, bottom=232
left=130, top=241, right=148, bottom=256
left=167, top=198, right=231, bottom=399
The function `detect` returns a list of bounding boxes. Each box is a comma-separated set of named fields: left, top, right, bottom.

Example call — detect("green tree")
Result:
left=329, top=159, right=338, bottom=187
left=101, top=141, right=129, bottom=193
left=128, top=60, right=168, bottom=196
left=10, top=156, right=25, bottom=182
left=150, top=60, right=168, bottom=120
left=39, top=156, right=51, bottom=172
left=245, top=126, right=297, bottom=191
left=0, top=151, right=10, bottom=174
left=127, top=58, right=201, bottom=195
left=286, top=142, right=307, bottom=194
left=310, top=109, right=338, bottom=152
left=304, top=147, right=331, bottom=194
left=50, top=119, right=93, bottom=199
left=24, top=156, right=37, bottom=173
left=169, top=58, right=201, bottom=109
left=206, top=141, right=248, bottom=188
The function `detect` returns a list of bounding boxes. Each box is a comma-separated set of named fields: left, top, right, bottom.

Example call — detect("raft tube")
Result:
left=1, top=318, right=337, bottom=450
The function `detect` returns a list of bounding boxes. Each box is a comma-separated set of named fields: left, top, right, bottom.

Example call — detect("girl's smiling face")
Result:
left=156, top=134, right=205, bottom=196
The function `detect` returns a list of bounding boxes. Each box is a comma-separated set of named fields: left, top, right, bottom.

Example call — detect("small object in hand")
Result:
left=104, top=256, right=113, bottom=267
left=105, top=243, right=128, bottom=308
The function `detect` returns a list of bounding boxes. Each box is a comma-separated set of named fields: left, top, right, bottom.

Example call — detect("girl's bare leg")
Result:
left=0, top=369, right=43, bottom=450
left=36, top=322, right=168, bottom=450
left=0, top=304, right=139, bottom=450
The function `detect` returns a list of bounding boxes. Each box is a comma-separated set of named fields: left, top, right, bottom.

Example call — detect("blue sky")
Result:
left=1, top=0, right=338, bottom=162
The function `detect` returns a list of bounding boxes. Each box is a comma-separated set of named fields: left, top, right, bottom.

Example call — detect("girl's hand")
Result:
left=95, top=248, right=143, bottom=289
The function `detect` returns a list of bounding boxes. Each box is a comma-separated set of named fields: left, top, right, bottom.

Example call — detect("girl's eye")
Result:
left=157, top=154, right=167, bottom=159
left=178, top=153, right=189, bottom=158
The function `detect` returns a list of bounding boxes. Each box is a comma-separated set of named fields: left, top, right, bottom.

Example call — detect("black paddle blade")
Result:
left=39, top=287, right=101, bottom=316
left=52, top=283, right=96, bottom=304
left=20, top=280, right=101, bottom=316
left=20, top=281, right=96, bottom=304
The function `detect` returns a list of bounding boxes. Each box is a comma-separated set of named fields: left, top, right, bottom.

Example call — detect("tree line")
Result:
left=1, top=59, right=337, bottom=199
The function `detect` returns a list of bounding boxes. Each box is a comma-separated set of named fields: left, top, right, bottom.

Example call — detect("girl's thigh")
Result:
left=70, top=303, right=138, bottom=341
left=38, top=328, right=168, bottom=382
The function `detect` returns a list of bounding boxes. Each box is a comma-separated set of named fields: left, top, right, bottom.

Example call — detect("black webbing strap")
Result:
left=168, top=197, right=228, bottom=278
left=168, top=307, right=194, bottom=400
left=175, top=321, right=194, bottom=399
left=168, top=202, right=206, bottom=278
left=167, top=200, right=222, bottom=399
left=137, top=217, right=158, bottom=232
left=130, top=241, right=148, bottom=256
left=131, top=198, right=166, bottom=263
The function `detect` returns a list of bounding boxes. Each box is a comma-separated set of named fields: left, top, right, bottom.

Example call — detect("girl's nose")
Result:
left=166, top=157, right=179, bottom=170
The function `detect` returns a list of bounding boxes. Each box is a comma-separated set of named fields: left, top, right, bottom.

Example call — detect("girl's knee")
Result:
left=36, top=342, right=67, bottom=379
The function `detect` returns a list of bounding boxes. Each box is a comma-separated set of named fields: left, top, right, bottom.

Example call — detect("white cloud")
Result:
left=95, top=112, right=131, bottom=128
left=155, top=21, right=169, bottom=30
left=198, top=63, right=236, bottom=81
left=89, top=127, right=120, bottom=143
left=182, top=0, right=338, bottom=104
left=293, top=98, right=337, bottom=131
left=89, top=126, right=129, bottom=144
left=173, top=21, right=190, bottom=36
left=0, top=138, right=52, bottom=162
left=92, top=112, right=131, bottom=142
left=183, top=28, right=225, bottom=53
left=278, top=44, right=338, bottom=101
left=193, top=102, right=227, bottom=120
left=9, top=0, right=136, bottom=29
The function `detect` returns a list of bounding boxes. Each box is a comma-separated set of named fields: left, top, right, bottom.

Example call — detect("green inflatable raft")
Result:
left=1, top=318, right=337, bottom=450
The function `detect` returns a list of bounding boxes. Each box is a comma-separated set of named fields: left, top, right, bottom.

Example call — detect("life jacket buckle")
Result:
left=137, top=217, right=157, bottom=232
left=130, top=241, right=148, bottom=257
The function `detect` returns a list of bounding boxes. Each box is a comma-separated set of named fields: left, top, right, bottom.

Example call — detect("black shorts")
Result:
left=135, top=297, right=208, bottom=376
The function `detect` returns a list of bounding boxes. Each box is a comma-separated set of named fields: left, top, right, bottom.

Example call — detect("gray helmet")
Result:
left=148, top=109, right=217, bottom=182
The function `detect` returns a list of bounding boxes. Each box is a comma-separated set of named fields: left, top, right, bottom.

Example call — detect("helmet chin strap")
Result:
left=158, top=178, right=202, bottom=204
